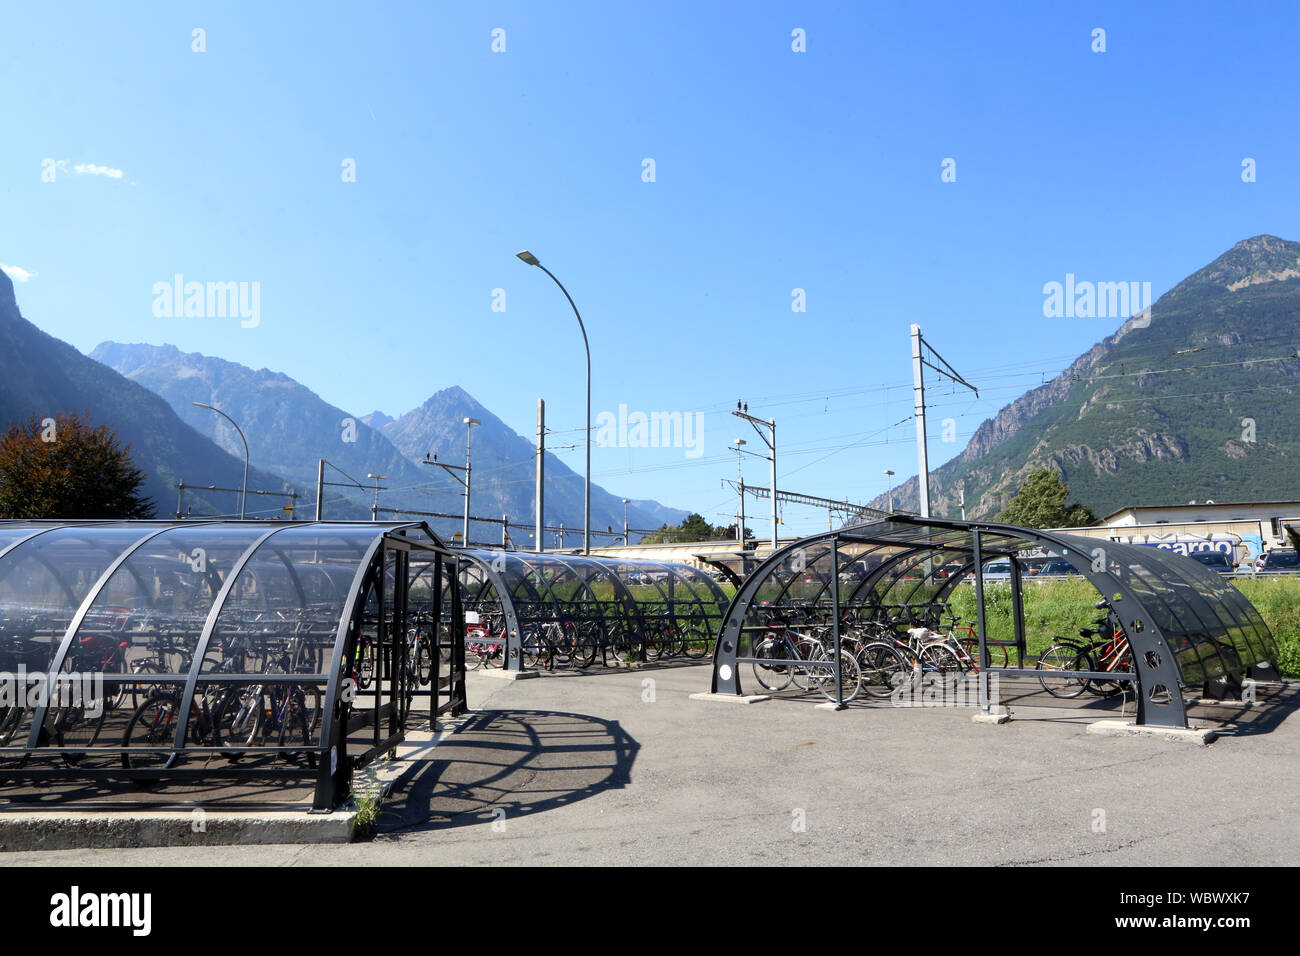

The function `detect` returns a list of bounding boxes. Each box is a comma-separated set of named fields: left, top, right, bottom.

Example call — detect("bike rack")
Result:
left=0, top=520, right=467, bottom=811
left=449, top=549, right=729, bottom=672
left=711, top=517, right=1279, bottom=728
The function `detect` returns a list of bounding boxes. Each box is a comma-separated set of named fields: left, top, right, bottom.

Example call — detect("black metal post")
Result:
left=973, top=529, right=990, bottom=714
left=1010, top=554, right=1027, bottom=667
left=830, top=539, right=844, bottom=708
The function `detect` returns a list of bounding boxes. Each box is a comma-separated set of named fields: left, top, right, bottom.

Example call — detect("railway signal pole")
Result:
left=910, top=325, right=978, bottom=519
left=733, top=402, right=778, bottom=548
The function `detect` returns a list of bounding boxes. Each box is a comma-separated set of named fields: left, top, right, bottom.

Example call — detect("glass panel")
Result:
left=204, top=525, right=377, bottom=687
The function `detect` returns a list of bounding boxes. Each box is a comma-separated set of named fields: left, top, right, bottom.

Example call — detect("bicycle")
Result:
left=1036, top=601, right=1133, bottom=699
left=750, top=615, right=862, bottom=703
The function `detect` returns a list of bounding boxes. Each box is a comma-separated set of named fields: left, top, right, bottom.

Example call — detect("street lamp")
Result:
left=463, top=417, right=480, bottom=544
left=883, top=469, right=896, bottom=514
left=517, top=250, right=591, bottom=555
left=366, top=473, right=386, bottom=521
left=622, top=498, right=630, bottom=545
left=192, top=402, right=248, bottom=519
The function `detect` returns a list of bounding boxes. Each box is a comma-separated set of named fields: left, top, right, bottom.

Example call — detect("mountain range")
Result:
left=868, top=235, right=1300, bottom=520
left=88, top=343, right=687, bottom=542
left=0, top=268, right=302, bottom=518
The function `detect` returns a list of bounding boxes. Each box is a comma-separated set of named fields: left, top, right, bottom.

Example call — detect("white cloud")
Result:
left=0, top=264, right=36, bottom=283
left=73, top=163, right=125, bottom=179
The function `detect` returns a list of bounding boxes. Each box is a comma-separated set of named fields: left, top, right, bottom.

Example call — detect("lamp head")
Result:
left=516, top=250, right=540, bottom=266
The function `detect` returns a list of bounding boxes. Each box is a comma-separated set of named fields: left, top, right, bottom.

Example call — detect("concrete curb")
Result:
left=688, top=692, right=771, bottom=704
left=0, top=810, right=355, bottom=851
left=480, top=668, right=539, bottom=680
left=1086, top=719, right=1216, bottom=745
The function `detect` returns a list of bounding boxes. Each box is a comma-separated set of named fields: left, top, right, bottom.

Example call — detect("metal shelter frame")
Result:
left=449, top=549, right=730, bottom=670
left=711, top=516, right=1278, bottom=727
left=0, top=520, right=466, bottom=810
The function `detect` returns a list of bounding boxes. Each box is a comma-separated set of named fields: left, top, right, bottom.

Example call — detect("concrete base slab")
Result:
left=972, top=710, right=1012, bottom=724
left=1193, top=697, right=1253, bottom=708
left=0, top=810, right=355, bottom=851
left=689, top=692, right=771, bottom=704
left=481, top=668, right=539, bottom=680
left=1086, top=719, right=1216, bottom=745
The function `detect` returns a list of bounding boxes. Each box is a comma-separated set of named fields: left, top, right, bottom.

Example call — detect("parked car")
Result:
left=1036, top=559, right=1080, bottom=577
left=981, top=560, right=1014, bottom=580
left=1257, top=549, right=1300, bottom=573
left=1185, top=550, right=1236, bottom=574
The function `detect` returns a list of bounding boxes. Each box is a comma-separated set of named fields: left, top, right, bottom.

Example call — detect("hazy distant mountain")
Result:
left=93, top=344, right=688, bottom=542
left=91, top=342, right=421, bottom=518
left=0, top=270, right=300, bottom=517
left=870, top=235, right=1300, bottom=520
left=379, top=386, right=688, bottom=542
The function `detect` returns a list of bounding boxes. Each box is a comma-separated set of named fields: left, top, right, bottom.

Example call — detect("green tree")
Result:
left=640, top=512, right=724, bottom=544
left=0, top=412, right=156, bottom=519
left=996, top=467, right=1094, bottom=529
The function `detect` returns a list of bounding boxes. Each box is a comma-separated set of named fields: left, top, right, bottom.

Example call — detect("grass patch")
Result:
left=352, top=795, right=381, bottom=838
left=946, top=576, right=1300, bottom=676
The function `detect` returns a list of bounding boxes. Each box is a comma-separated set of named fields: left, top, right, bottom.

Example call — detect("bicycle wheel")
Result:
left=415, top=637, right=434, bottom=685
left=52, top=701, right=108, bottom=765
left=791, top=637, right=822, bottom=690
left=808, top=649, right=862, bottom=704
left=570, top=632, right=598, bottom=670
left=274, top=687, right=318, bottom=766
left=857, top=642, right=910, bottom=699
left=356, top=638, right=376, bottom=689
left=215, top=684, right=264, bottom=757
left=0, top=706, right=24, bottom=746
left=750, top=636, right=793, bottom=692
left=918, top=642, right=963, bottom=679
left=1036, top=643, right=1090, bottom=699
left=681, top=626, right=711, bottom=660
left=959, top=638, right=1008, bottom=669
left=1087, top=645, right=1134, bottom=698
left=121, top=694, right=182, bottom=770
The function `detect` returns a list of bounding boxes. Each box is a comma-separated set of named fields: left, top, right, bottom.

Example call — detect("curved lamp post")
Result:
left=192, top=402, right=249, bottom=519
left=517, top=250, right=591, bottom=555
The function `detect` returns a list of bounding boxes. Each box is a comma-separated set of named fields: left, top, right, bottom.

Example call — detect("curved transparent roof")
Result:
left=717, top=517, right=1278, bottom=692
left=453, top=549, right=729, bottom=639
left=0, top=520, right=447, bottom=766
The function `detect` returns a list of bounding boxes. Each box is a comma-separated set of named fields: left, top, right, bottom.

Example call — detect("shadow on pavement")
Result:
left=375, top=709, right=639, bottom=835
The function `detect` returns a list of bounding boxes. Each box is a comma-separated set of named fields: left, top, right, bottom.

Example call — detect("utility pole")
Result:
left=733, top=438, right=747, bottom=547
left=622, top=498, right=630, bottom=545
left=422, top=416, right=480, bottom=547
left=958, top=482, right=967, bottom=520
left=910, top=324, right=978, bottom=519
left=366, top=473, right=386, bottom=521
left=536, top=399, right=545, bottom=553
left=733, top=403, right=778, bottom=548
left=315, top=459, right=325, bottom=520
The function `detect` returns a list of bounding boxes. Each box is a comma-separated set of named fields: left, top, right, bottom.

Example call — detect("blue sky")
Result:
left=4, top=1, right=1300, bottom=536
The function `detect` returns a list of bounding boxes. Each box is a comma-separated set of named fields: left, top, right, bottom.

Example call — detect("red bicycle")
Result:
left=465, top=615, right=506, bottom=669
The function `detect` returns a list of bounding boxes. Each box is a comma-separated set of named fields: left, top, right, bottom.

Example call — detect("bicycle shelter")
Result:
left=710, top=516, right=1279, bottom=728
left=448, top=550, right=730, bottom=670
left=0, top=520, right=467, bottom=810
